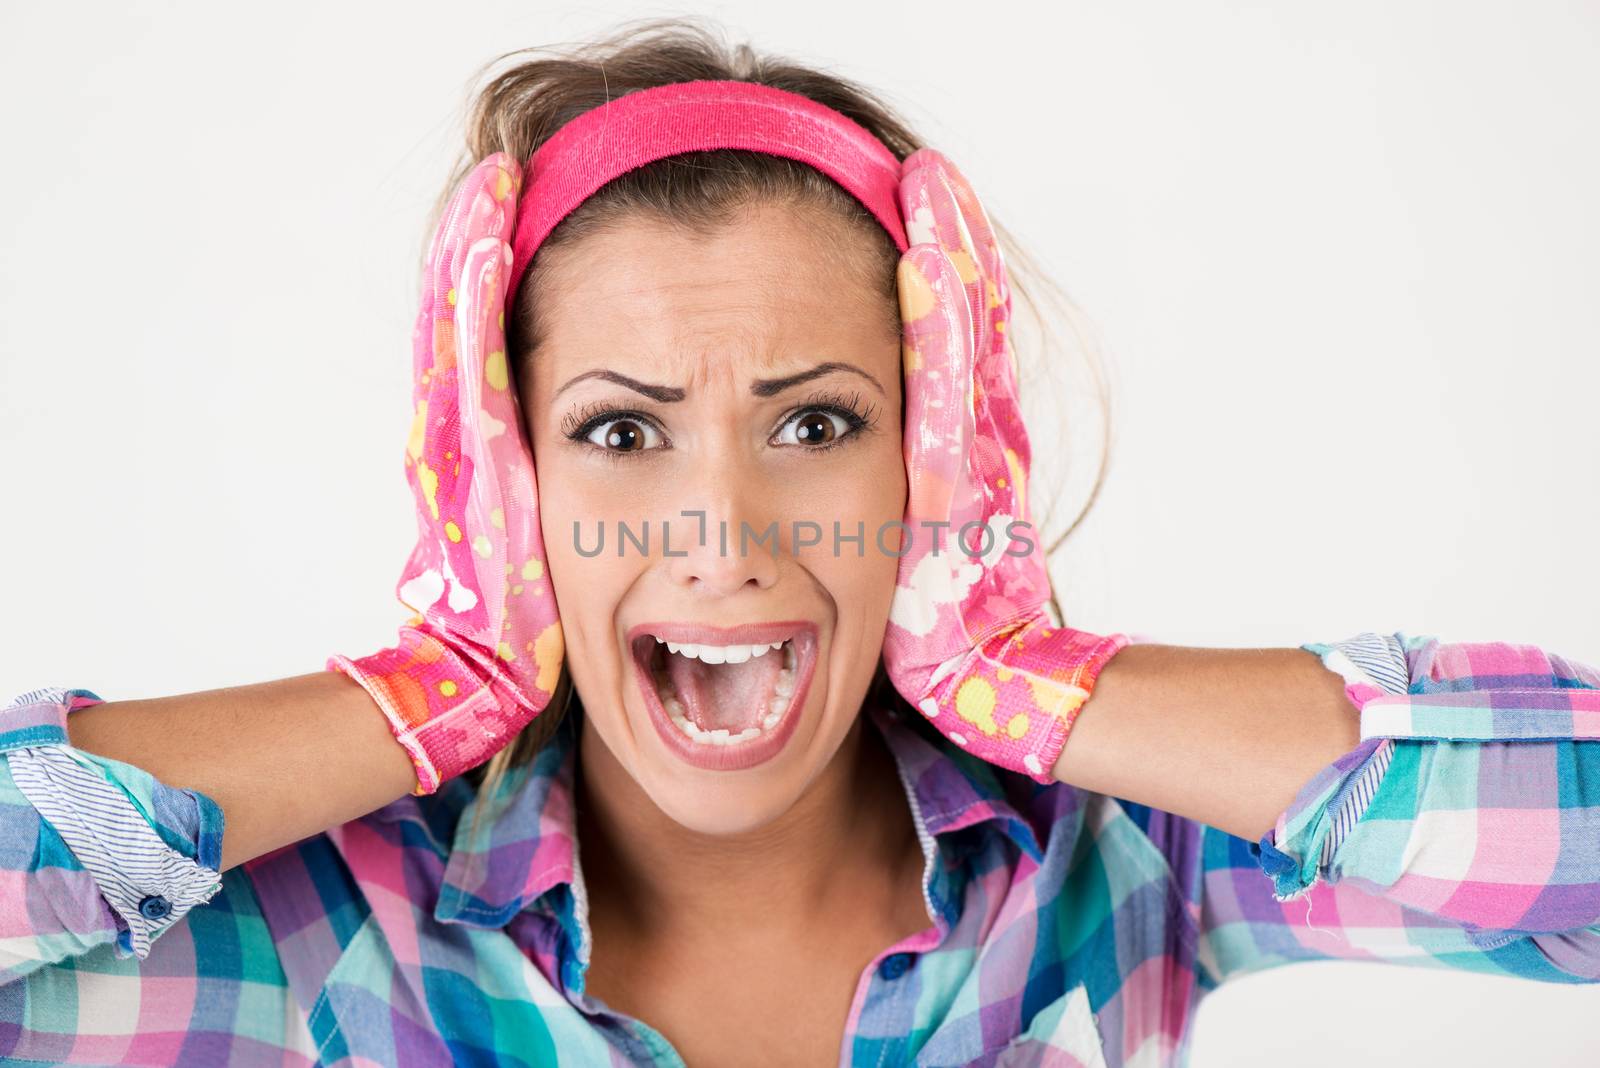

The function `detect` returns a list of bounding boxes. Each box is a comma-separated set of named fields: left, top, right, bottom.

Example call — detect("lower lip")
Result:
left=633, top=630, right=818, bottom=772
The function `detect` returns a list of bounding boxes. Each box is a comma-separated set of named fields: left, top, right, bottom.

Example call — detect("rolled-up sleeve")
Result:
left=1231, top=632, right=1600, bottom=980
left=0, top=687, right=224, bottom=980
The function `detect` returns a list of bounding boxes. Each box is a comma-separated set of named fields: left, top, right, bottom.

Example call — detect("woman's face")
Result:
left=523, top=200, right=906, bottom=835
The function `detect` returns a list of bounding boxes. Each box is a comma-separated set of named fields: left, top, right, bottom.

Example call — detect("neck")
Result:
left=574, top=708, right=916, bottom=946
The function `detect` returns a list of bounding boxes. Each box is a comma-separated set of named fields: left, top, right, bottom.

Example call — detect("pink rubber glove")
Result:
left=884, top=148, right=1131, bottom=784
left=327, top=154, right=564, bottom=796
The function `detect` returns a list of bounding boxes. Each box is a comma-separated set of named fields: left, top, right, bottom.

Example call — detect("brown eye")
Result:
left=585, top=418, right=661, bottom=452
left=777, top=408, right=848, bottom=447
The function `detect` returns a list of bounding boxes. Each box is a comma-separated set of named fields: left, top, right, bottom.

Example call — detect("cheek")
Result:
left=815, top=434, right=907, bottom=537
left=534, top=454, right=643, bottom=654
left=791, top=436, right=907, bottom=622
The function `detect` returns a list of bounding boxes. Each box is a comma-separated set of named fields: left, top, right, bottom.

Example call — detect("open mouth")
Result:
left=627, top=622, right=819, bottom=769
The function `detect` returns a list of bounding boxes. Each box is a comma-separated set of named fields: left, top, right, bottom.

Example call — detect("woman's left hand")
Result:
left=883, top=148, right=1130, bottom=783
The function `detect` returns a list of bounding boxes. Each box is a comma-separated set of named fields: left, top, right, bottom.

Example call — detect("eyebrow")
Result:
left=553, top=361, right=885, bottom=401
left=553, top=370, right=684, bottom=402
left=750, top=361, right=885, bottom=397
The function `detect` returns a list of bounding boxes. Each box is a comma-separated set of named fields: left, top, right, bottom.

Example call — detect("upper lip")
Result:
left=625, top=620, right=816, bottom=646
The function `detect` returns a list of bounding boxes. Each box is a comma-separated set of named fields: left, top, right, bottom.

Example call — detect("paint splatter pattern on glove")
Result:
left=328, top=153, right=564, bottom=795
left=886, top=149, right=1129, bottom=783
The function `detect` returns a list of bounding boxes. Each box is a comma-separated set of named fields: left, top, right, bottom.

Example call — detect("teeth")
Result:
left=656, top=639, right=790, bottom=664
left=668, top=716, right=768, bottom=741
left=649, top=635, right=801, bottom=746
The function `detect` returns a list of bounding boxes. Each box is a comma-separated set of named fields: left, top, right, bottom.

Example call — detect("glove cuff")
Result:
left=917, top=616, right=1131, bottom=784
left=327, top=626, right=528, bottom=796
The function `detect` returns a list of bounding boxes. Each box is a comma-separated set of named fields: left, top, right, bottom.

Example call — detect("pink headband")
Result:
left=506, top=79, right=909, bottom=302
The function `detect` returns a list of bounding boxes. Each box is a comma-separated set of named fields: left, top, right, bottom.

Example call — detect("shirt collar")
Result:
left=433, top=700, right=1047, bottom=931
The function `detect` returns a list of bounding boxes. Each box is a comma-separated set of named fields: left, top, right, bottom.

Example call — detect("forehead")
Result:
left=525, top=201, right=897, bottom=385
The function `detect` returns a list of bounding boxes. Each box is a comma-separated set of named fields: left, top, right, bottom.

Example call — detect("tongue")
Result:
left=666, top=650, right=783, bottom=732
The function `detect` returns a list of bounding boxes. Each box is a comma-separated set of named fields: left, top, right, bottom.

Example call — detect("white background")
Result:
left=2, top=1, right=1596, bottom=1064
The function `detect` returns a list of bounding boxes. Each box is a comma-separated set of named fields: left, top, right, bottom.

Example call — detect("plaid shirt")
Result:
left=2, top=632, right=1597, bottom=1066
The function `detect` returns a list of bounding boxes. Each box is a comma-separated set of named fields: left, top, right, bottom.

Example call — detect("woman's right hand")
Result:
left=327, top=154, right=565, bottom=795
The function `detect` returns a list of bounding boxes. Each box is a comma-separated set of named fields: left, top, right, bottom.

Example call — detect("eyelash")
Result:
left=561, top=389, right=880, bottom=463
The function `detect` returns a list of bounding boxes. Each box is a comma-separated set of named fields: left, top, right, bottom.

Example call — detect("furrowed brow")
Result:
left=749, top=361, right=885, bottom=397
left=553, top=370, right=686, bottom=402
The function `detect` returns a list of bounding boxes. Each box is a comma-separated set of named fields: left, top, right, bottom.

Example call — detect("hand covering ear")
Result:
left=884, top=148, right=1130, bottom=783
left=327, top=154, right=565, bottom=795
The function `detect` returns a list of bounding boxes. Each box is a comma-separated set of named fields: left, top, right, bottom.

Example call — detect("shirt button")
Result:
left=137, top=894, right=172, bottom=921
left=877, top=952, right=913, bottom=980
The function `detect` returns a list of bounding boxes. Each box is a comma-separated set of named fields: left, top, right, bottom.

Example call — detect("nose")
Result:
left=664, top=459, right=782, bottom=598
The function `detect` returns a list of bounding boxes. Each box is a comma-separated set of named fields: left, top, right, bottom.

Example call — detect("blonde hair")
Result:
left=429, top=17, right=1114, bottom=823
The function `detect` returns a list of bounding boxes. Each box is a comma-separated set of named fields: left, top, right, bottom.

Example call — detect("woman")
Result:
left=2, top=21, right=1596, bottom=1068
